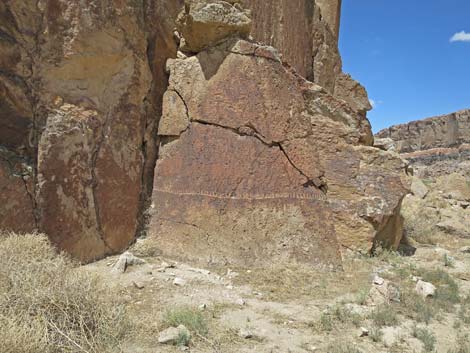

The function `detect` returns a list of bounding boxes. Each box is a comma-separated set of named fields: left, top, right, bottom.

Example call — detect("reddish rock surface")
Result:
left=0, top=0, right=408, bottom=266
left=0, top=149, right=35, bottom=233
left=149, top=39, right=409, bottom=267
left=0, top=0, right=183, bottom=262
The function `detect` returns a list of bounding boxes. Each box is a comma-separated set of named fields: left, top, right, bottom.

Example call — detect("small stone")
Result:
left=162, top=261, right=176, bottom=268
left=460, top=246, right=470, bottom=254
left=359, top=327, right=369, bottom=337
left=112, top=257, right=127, bottom=273
left=235, top=298, right=246, bottom=306
left=415, top=280, right=436, bottom=298
left=226, top=285, right=234, bottom=290
left=132, top=281, right=145, bottom=290
left=111, top=252, right=145, bottom=273
left=198, top=303, right=207, bottom=311
left=238, top=328, right=253, bottom=339
left=173, top=277, right=186, bottom=286
left=373, top=275, right=385, bottom=285
left=158, top=325, right=190, bottom=345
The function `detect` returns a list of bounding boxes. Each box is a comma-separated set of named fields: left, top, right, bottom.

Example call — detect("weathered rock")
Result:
left=158, top=325, right=190, bottom=345
left=243, top=0, right=315, bottom=79
left=112, top=251, right=146, bottom=273
left=315, top=0, right=342, bottom=40
left=177, top=0, right=251, bottom=53
left=377, top=110, right=470, bottom=154
left=334, top=73, right=372, bottom=115
left=410, top=177, right=429, bottom=199
left=366, top=277, right=400, bottom=306
left=0, top=149, right=35, bottom=233
left=415, top=280, right=436, bottom=298
left=460, top=246, right=470, bottom=254
left=374, top=137, right=397, bottom=152
left=0, top=1, right=183, bottom=262
left=238, top=328, right=254, bottom=339
left=312, top=2, right=342, bottom=93
left=376, top=109, right=470, bottom=178
left=148, top=37, right=409, bottom=268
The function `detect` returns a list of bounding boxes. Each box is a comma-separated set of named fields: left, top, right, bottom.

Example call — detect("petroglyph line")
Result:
left=155, top=188, right=327, bottom=201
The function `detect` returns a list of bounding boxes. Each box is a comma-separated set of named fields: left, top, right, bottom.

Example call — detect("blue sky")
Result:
left=339, top=0, right=470, bottom=132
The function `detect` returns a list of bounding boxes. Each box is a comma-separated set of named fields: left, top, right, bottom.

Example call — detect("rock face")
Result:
left=379, top=111, right=470, bottom=242
left=148, top=35, right=409, bottom=267
left=243, top=0, right=315, bottom=80
left=1, top=0, right=409, bottom=266
left=0, top=0, right=183, bottom=262
left=0, top=149, right=35, bottom=233
left=376, top=109, right=470, bottom=178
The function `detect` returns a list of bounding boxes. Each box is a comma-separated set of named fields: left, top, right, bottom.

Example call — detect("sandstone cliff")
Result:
left=376, top=109, right=470, bottom=177
left=0, top=0, right=409, bottom=265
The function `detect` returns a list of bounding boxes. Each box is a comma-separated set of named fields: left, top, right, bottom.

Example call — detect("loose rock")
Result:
left=158, top=325, right=191, bottom=345
left=415, top=280, right=436, bottom=298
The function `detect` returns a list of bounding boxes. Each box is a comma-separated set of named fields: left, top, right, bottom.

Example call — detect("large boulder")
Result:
left=177, top=0, right=251, bottom=53
left=148, top=38, right=409, bottom=267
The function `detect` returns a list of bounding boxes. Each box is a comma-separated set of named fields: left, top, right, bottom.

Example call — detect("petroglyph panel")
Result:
left=150, top=123, right=341, bottom=268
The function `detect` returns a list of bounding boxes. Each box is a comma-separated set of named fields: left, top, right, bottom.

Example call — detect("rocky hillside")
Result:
left=376, top=109, right=470, bottom=178
left=376, top=110, right=470, bottom=242
left=0, top=0, right=409, bottom=264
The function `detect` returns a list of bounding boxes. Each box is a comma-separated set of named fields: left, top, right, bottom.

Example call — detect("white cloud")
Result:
left=369, top=99, right=376, bottom=108
left=450, top=31, right=470, bottom=42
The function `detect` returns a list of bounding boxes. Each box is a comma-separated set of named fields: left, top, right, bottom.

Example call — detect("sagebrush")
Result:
left=0, top=233, right=128, bottom=353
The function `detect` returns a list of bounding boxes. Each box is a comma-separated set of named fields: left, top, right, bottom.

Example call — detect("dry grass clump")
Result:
left=0, top=233, right=127, bottom=353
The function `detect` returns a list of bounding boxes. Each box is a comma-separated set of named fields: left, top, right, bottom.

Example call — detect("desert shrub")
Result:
left=368, top=305, right=399, bottom=327
left=412, top=325, right=436, bottom=352
left=317, top=305, right=362, bottom=332
left=326, top=342, right=363, bottom=353
left=355, top=288, right=370, bottom=305
left=399, top=288, right=435, bottom=324
left=369, top=327, right=383, bottom=343
left=448, top=334, right=470, bottom=353
left=417, top=268, right=460, bottom=311
left=319, top=312, right=333, bottom=331
left=444, top=254, right=455, bottom=268
left=163, top=306, right=208, bottom=337
left=0, top=233, right=127, bottom=353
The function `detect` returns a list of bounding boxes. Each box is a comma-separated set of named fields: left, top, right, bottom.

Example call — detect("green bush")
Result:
left=163, top=306, right=208, bottom=337
left=412, top=326, right=436, bottom=352
left=369, top=305, right=399, bottom=327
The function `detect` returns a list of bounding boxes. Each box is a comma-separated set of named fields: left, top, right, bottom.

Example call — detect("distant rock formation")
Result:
left=0, top=0, right=409, bottom=265
left=376, top=109, right=470, bottom=177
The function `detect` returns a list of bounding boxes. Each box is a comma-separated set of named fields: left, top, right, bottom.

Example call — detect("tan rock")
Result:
left=177, top=0, right=251, bottom=53
left=410, top=177, right=429, bottom=199
left=312, top=2, right=342, bottom=93
left=243, top=0, right=315, bottom=79
left=334, top=73, right=373, bottom=115
left=159, top=91, right=190, bottom=136
left=315, top=0, right=342, bottom=40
